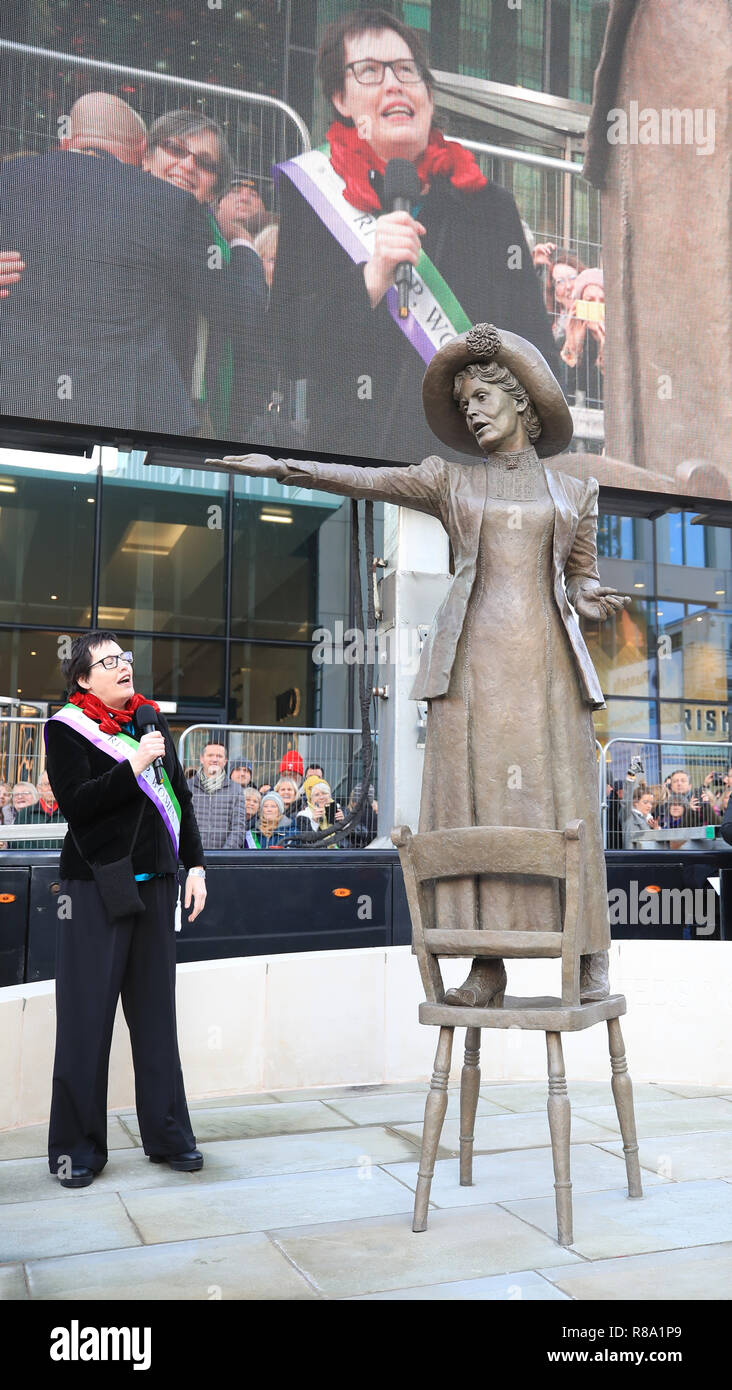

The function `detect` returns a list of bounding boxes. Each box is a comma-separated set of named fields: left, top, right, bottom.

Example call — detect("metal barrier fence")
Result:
left=601, top=738, right=732, bottom=851
left=0, top=717, right=47, bottom=792
left=177, top=724, right=376, bottom=807
left=0, top=39, right=309, bottom=210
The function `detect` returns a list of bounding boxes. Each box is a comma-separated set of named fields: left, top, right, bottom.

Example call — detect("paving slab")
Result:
left=185, top=1093, right=279, bottom=1110
left=574, top=1098, right=732, bottom=1140
left=383, top=1142, right=668, bottom=1209
left=349, top=1270, right=570, bottom=1300
left=542, top=1241, right=732, bottom=1301
left=0, top=1264, right=28, bottom=1299
left=26, top=1231, right=319, bottom=1301
left=503, top=1179, right=732, bottom=1261
left=323, top=1091, right=508, bottom=1126
left=392, top=1110, right=616, bottom=1156
left=0, top=1116, right=136, bottom=1162
left=598, top=1130, right=732, bottom=1183
left=122, top=1100, right=354, bottom=1144
left=0, top=1192, right=141, bottom=1262
left=479, top=1081, right=670, bottom=1112
left=122, top=1165, right=414, bottom=1244
left=271, top=1204, right=581, bottom=1298
left=0, top=1126, right=420, bottom=1206
left=647, top=1083, right=732, bottom=1100
left=269, top=1082, right=438, bottom=1102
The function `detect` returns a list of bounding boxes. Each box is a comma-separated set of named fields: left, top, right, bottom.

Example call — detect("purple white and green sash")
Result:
left=277, top=146, right=472, bottom=364
left=47, top=703, right=181, bottom=856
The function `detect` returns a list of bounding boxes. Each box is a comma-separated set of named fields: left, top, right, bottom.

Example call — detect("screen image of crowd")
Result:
left=0, top=743, right=378, bottom=852
left=0, top=7, right=605, bottom=466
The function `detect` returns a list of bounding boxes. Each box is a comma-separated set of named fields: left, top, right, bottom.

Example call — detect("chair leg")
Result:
left=607, top=1017, right=643, bottom=1198
left=413, top=1026, right=454, bottom=1233
left=459, top=1026, right=481, bottom=1186
left=546, top=1031, right=573, bottom=1247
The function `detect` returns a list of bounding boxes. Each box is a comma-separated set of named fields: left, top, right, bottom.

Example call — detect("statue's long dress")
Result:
left=419, top=448, right=610, bottom=953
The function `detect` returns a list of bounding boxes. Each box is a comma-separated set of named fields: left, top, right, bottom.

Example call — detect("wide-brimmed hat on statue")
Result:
left=422, top=323, right=573, bottom=459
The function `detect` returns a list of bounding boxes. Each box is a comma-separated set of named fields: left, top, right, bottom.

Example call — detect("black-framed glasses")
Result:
left=345, top=58, right=425, bottom=86
left=158, top=137, right=220, bottom=176
left=88, top=651, right=134, bottom=672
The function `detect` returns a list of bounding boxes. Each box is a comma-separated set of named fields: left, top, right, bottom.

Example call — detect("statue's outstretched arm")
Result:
left=204, top=451, right=447, bottom=520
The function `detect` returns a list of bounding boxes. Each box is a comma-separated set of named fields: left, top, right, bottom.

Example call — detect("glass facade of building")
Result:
left=0, top=446, right=356, bottom=731
left=584, top=509, right=732, bottom=743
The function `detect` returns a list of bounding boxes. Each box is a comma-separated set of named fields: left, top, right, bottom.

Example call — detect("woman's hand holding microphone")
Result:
left=128, top=733, right=207, bottom=923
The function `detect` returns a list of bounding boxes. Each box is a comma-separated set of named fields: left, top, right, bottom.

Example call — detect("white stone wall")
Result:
left=1, top=941, right=729, bottom=1129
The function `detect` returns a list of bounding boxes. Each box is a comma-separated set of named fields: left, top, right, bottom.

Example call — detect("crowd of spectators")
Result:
left=532, top=242, right=605, bottom=406
left=0, top=743, right=378, bottom=854
left=0, top=771, right=65, bottom=850
left=185, top=742, right=377, bottom=850
left=605, top=759, right=732, bottom=850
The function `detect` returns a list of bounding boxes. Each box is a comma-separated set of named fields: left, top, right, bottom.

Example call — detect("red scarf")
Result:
left=69, top=690, right=159, bottom=737
left=326, top=120, right=487, bottom=214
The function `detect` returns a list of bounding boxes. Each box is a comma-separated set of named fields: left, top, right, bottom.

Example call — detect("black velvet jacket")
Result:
left=44, top=711, right=205, bottom=880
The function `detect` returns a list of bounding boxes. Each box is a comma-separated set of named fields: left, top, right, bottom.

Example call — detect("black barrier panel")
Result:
left=26, top=864, right=62, bottom=983
left=0, top=867, right=30, bottom=986
left=22, top=851, right=399, bottom=983
left=10, top=848, right=732, bottom=987
left=605, top=852, right=732, bottom=941
left=175, top=851, right=393, bottom=965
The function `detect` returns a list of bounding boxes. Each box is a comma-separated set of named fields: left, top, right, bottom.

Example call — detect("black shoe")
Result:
left=57, top=1165, right=96, bottom=1189
left=149, top=1149, right=203, bottom=1172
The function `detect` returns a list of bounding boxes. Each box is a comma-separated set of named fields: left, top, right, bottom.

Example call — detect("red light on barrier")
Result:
left=332, top=887, right=351, bottom=898
left=0, top=893, right=16, bottom=903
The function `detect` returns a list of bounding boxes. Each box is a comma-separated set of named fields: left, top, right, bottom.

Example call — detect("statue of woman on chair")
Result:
left=206, top=323, right=627, bottom=1005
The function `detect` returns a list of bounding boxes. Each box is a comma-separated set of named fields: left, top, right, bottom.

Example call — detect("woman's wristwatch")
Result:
left=187, top=867, right=206, bottom=878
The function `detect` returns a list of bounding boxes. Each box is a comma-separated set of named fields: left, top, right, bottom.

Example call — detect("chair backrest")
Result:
left=392, top=821, right=585, bottom=1007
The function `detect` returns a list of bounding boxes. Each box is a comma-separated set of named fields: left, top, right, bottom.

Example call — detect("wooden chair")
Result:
left=392, top=820, right=642, bottom=1245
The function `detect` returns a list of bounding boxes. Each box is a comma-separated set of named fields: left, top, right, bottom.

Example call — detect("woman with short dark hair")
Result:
left=269, top=7, right=558, bottom=461
left=44, top=631, right=206, bottom=1189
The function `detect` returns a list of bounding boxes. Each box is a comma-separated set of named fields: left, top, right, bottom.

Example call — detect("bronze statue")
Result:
left=205, top=324, right=626, bottom=1004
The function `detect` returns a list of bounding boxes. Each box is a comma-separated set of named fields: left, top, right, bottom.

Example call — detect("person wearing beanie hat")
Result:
left=229, top=758, right=253, bottom=788
left=245, top=790, right=292, bottom=849
left=278, top=750, right=304, bottom=782
left=208, top=320, right=629, bottom=1003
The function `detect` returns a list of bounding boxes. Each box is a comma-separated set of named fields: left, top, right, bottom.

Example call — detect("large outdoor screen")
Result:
left=0, top=2, right=727, bottom=501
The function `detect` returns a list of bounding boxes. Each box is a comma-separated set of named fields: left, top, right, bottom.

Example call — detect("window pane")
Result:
left=593, top=699, right=656, bottom=742
left=99, top=480, right=226, bottom=635
left=230, top=485, right=340, bottom=642
left=0, top=629, right=68, bottom=706
left=230, top=643, right=313, bottom=726
left=580, top=599, right=655, bottom=700
left=660, top=701, right=732, bottom=743
left=131, top=637, right=224, bottom=707
left=658, top=605, right=731, bottom=702
left=0, top=468, right=94, bottom=626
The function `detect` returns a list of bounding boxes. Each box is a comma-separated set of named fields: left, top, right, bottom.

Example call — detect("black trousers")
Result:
left=48, top=874, right=196, bottom=1175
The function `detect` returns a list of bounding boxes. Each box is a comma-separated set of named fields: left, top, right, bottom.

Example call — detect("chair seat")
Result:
left=419, top=992, right=627, bottom=1032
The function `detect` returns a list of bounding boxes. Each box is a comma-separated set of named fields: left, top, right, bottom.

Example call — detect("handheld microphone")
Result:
left=384, top=158, right=421, bottom=319
left=134, top=704, right=164, bottom=785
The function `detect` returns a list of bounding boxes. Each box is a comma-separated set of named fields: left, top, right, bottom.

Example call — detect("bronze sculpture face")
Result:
left=453, top=361, right=542, bottom=455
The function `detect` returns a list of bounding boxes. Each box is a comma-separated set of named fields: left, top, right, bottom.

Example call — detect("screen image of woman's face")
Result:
left=331, top=28, right=433, bottom=164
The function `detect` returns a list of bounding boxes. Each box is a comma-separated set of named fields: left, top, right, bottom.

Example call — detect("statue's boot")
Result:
left=445, top=957, right=507, bottom=1008
left=579, top=949, right=610, bottom=1003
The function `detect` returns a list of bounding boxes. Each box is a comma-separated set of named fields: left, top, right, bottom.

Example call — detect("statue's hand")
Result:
left=204, top=452, right=288, bottom=481
left=574, top=584, right=630, bottom=622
